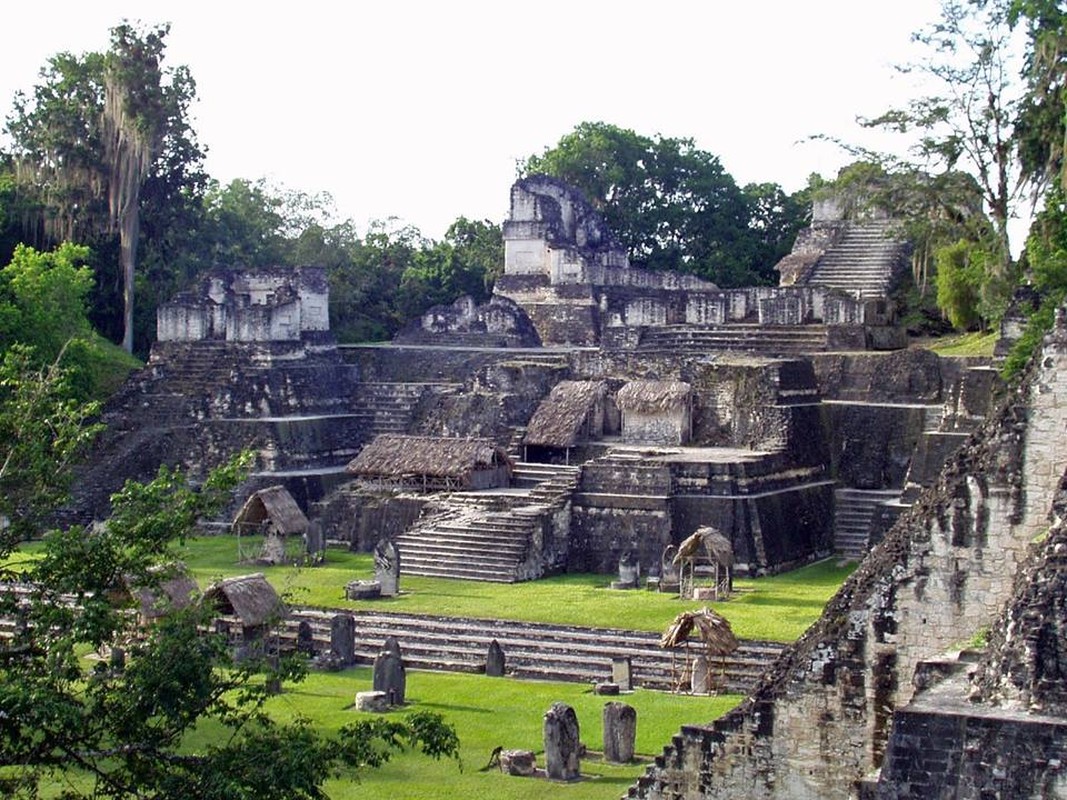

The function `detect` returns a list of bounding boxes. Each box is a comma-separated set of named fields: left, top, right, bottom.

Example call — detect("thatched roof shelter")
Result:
left=346, top=434, right=512, bottom=491
left=129, top=563, right=198, bottom=621
left=675, top=527, right=734, bottom=568
left=616, top=380, right=692, bottom=414
left=203, top=573, right=286, bottom=628
left=524, top=381, right=608, bottom=448
left=232, top=485, right=308, bottom=536
left=660, top=608, right=739, bottom=655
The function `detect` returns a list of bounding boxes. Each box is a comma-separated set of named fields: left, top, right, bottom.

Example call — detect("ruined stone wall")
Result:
left=314, top=490, right=427, bottom=551
left=628, top=312, right=1067, bottom=799
left=875, top=707, right=1067, bottom=799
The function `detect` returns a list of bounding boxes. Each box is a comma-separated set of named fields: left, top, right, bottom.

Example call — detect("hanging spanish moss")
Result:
left=101, top=27, right=166, bottom=353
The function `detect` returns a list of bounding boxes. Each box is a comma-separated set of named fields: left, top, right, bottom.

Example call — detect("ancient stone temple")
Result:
left=81, top=177, right=992, bottom=592
left=625, top=310, right=1067, bottom=799
left=63, top=266, right=362, bottom=524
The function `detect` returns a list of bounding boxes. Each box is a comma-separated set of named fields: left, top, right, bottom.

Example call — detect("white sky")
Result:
left=1, top=1, right=948, bottom=240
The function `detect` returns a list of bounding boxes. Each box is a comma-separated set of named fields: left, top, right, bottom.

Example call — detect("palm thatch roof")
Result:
left=616, top=380, right=692, bottom=413
left=346, top=435, right=512, bottom=481
left=660, top=607, right=739, bottom=654
left=130, top=563, right=198, bottom=620
left=524, top=381, right=607, bottom=448
left=675, top=527, right=734, bottom=568
left=203, top=573, right=286, bottom=627
left=232, top=485, right=309, bottom=536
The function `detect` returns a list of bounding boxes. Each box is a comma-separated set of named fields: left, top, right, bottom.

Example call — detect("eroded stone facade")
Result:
left=628, top=311, right=1067, bottom=798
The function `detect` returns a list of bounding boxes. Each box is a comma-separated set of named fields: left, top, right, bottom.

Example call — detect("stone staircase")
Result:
left=637, top=324, right=831, bottom=356
left=352, top=382, right=461, bottom=440
left=286, top=608, right=786, bottom=695
left=395, top=507, right=540, bottom=582
left=833, top=488, right=902, bottom=560
left=806, top=221, right=908, bottom=299
left=394, top=462, right=581, bottom=583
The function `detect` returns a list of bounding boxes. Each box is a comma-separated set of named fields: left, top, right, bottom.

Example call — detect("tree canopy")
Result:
left=4, top=22, right=202, bottom=355
left=521, top=121, right=809, bottom=287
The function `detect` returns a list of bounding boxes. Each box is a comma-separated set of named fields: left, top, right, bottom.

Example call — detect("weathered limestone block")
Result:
left=355, top=691, right=389, bottom=712
left=543, top=702, right=581, bottom=781
left=603, top=702, right=637, bottom=764
left=499, top=749, right=537, bottom=776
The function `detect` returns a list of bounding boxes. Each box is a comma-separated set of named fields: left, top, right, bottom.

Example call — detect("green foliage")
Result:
left=1002, top=185, right=1067, bottom=377
left=2, top=448, right=461, bottom=799
left=935, top=240, right=988, bottom=329
left=1010, top=0, right=1067, bottom=195
left=0, top=346, right=103, bottom=546
left=0, top=243, right=139, bottom=400
left=4, top=23, right=204, bottom=356
left=522, top=121, right=805, bottom=287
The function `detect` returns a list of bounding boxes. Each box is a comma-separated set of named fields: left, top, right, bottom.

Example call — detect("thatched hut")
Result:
left=660, top=607, right=739, bottom=694
left=129, top=564, right=199, bottom=625
left=203, top=573, right=287, bottom=655
left=346, top=434, right=512, bottom=492
left=232, top=485, right=309, bottom=564
left=523, top=380, right=609, bottom=463
left=674, top=526, right=734, bottom=600
left=615, top=380, right=693, bottom=445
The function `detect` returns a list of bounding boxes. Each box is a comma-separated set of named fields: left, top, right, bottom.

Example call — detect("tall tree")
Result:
left=5, top=23, right=201, bottom=353
left=860, top=0, right=1025, bottom=280
left=1010, top=0, right=1067, bottom=196
left=521, top=122, right=781, bottom=286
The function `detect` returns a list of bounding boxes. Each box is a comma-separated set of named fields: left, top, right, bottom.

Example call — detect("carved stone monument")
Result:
left=374, top=538, right=400, bottom=597
left=486, top=639, right=506, bottom=677
left=612, top=656, right=633, bottom=692
left=372, top=640, right=406, bottom=706
left=297, top=620, right=315, bottom=655
left=611, top=551, right=640, bottom=590
left=305, top=519, right=326, bottom=563
left=659, top=544, right=681, bottom=593
left=543, top=702, right=581, bottom=781
left=691, top=654, right=711, bottom=694
left=603, top=702, right=637, bottom=764
left=330, top=613, right=356, bottom=666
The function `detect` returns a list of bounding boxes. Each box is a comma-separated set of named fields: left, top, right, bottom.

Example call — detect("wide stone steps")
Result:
left=834, top=488, right=901, bottom=560
left=396, top=509, right=536, bottom=582
left=351, top=382, right=459, bottom=440
left=637, top=324, right=829, bottom=355
left=806, top=224, right=906, bottom=299
left=393, top=463, right=581, bottom=583
left=288, top=609, right=786, bottom=694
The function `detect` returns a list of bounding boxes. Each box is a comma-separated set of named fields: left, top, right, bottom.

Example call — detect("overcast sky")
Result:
left=1, top=1, right=948, bottom=240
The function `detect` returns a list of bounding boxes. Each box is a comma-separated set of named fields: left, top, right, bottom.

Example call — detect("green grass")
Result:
left=9, top=537, right=845, bottom=798
left=921, top=330, right=998, bottom=357
left=8, top=537, right=852, bottom=641
left=168, top=536, right=851, bottom=642
left=254, top=668, right=740, bottom=799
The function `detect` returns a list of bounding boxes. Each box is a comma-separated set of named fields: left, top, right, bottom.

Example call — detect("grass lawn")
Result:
left=920, top=330, right=998, bottom=357
left=170, top=536, right=851, bottom=642
left=8, top=536, right=853, bottom=640
left=8, top=537, right=844, bottom=798
left=253, top=668, right=740, bottom=799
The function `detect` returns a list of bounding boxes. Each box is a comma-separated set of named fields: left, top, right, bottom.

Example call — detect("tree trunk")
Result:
left=120, top=204, right=140, bottom=354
